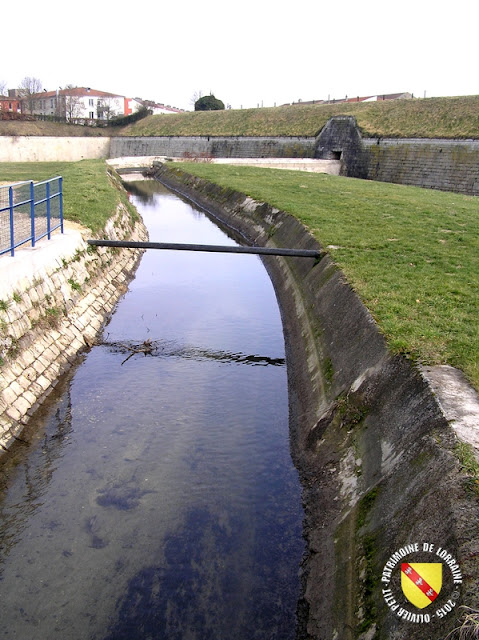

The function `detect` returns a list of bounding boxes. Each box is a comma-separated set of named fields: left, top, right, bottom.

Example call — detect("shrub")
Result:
left=109, top=106, right=152, bottom=127
left=195, top=95, right=225, bottom=111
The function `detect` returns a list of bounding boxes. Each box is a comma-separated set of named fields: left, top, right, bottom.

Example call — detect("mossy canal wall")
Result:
left=0, top=204, right=147, bottom=452
left=151, top=162, right=479, bottom=640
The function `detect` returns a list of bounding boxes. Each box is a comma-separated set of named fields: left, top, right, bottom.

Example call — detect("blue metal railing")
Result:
left=0, top=176, right=63, bottom=257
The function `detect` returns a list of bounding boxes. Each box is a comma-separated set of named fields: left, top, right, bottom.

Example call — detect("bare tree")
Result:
left=18, top=76, right=43, bottom=113
left=63, top=85, right=83, bottom=121
left=0, top=80, right=7, bottom=97
left=97, top=97, right=117, bottom=122
left=190, top=89, right=203, bottom=107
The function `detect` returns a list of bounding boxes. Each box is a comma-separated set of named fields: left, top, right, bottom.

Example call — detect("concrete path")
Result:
left=0, top=223, right=87, bottom=300
left=422, top=365, right=479, bottom=456
left=106, top=156, right=341, bottom=175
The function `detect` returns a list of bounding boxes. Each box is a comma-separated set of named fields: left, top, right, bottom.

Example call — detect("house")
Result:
left=284, top=92, right=413, bottom=106
left=22, top=87, right=185, bottom=121
left=344, top=92, right=413, bottom=102
left=149, top=103, right=185, bottom=115
left=132, top=98, right=185, bottom=115
left=124, top=97, right=145, bottom=116
left=0, top=90, right=21, bottom=115
left=24, top=87, right=129, bottom=121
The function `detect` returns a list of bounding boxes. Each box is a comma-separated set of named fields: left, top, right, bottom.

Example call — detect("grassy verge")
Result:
left=0, top=120, right=119, bottom=137
left=0, top=160, right=136, bottom=233
left=125, top=96, right=479, bottom=139
left=172, top=163, right=479, bottom=390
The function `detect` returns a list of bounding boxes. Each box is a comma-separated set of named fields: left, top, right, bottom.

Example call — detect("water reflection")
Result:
left=0, top=380, right=74, bottom=563
left=0, top=180, right=304, bottom=639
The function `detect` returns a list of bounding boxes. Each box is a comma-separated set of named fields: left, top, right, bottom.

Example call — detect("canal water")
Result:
left=0, top=181, right=305, bottom=639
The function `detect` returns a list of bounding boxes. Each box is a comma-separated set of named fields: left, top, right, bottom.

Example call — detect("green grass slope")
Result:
left=0, top=160, right=136, bottom=233
left=125, top=96, right=479, bottom=139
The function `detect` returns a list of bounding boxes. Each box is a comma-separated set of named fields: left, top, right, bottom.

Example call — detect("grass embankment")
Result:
left=125, top=96, right=479, bottom=139
left=174, top=163, right=479, bottom=390
left=0, top=120, right=120, bottom=137
left=0, top=160, right=136, bottom=233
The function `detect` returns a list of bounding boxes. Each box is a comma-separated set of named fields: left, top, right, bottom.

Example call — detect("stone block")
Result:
left=6, top=306, right=22, bottom=324
left=70, top=336, right=85, bottom=352
left=22, top=365, right=37, bottom=382
left=40, top=346, right=56, bottom=364
left=15, top=374, right=34, bottom=393
left=9, top=360, right=25, bottom=378
left=36, top=374, right=51, bottom=392
left=5, top=404, right=21, bottom=422
left=28, top=381, right=44, bottom=397
left=48, top=343, right=61, bottom=359
left=13, top=395, right=32, bottom=416
left=22, top=389, right=37, bottom=406
left=2, top=384, right=18, bottom=405
left=32, top=359, right=46, bottom=375
left=9, top=379, right=24, bottom=397
left=72, top=317, right=86, bottom=332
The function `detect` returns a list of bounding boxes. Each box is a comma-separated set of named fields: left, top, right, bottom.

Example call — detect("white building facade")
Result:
left=27, top=87, right=129, bottom=121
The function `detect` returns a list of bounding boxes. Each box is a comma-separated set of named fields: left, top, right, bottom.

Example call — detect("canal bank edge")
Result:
left=151, top=162, right=479, bottom=640
left=0, top=201, right=148, bottom=453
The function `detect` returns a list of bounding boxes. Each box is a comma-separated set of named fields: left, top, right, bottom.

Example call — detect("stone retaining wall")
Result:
left=365, top=137, right=479, bottom=194
left=0, top=136, right=110, bottom=162
left=151, top=163, right=479, bottom=640
left=0, top=204, right=148, bottom=453
left=110, top=135, right=316, bottom=159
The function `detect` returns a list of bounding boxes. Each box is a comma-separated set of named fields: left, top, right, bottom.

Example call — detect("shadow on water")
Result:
left=0, top=180, right=305, bottom=640
left=103, top=338, right=286, bottom=368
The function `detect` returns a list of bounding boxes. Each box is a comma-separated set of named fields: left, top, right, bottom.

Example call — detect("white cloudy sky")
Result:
left=2, top=0, right=477, bottom=110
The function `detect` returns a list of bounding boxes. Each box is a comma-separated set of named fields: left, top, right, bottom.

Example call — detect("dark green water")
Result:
left=0, top=181, right=304, bottom=639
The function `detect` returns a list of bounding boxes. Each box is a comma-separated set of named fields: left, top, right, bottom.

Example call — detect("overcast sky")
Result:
left=2, top=0, right=477, bottom=111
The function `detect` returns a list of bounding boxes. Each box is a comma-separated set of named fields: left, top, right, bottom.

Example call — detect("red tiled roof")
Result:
left=31, top=87, right=123, bottom=99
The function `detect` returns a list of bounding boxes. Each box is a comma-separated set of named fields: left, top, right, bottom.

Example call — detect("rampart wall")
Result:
left=109, top=135, right=316, bottom=159
left=0, top=136, right=110, bottom=162
left=364, top=137, right=479, bottom=194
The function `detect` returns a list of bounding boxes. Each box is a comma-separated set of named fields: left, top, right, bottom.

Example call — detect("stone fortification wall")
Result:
left=316, top=116, right=479, bottom=196
left=109, top=135, right=316, bottom=159
left=364, top=137, right=479, bottom=194
left=0, top=136, right=110, bottom=162
left=0, top=204, right=147, bottom=453
left=150, top=162, right=479, bottom=640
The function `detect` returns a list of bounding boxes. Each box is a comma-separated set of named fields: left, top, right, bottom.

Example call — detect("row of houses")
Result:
left=285, top=92, right=413, bottom=106
left=0, top=87, right=184, bottom=121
